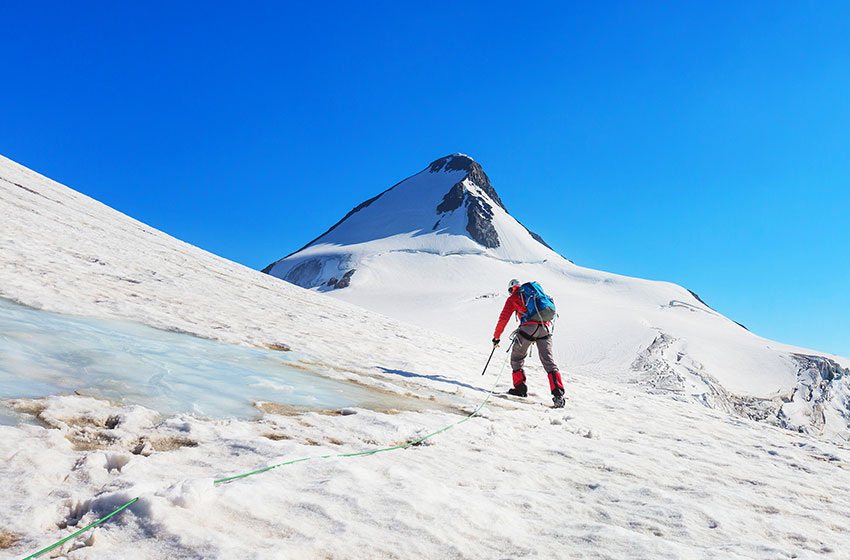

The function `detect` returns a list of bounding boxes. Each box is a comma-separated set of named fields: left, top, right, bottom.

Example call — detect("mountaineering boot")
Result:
left=548, top=370, right=565, bottom=408
left=507, top=383, right=528, bottom=397
left=552, top=388, right=565, bottom=408
left=511, top=369, right=527, bottom=387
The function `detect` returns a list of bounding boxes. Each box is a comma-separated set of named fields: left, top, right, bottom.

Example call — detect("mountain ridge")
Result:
left=263, top=153, right=555, bottom=275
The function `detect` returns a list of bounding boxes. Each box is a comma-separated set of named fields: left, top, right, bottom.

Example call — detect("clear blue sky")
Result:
left=2, top=2, right=848, bottom=357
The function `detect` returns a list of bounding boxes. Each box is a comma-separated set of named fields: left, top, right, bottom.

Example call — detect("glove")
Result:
left=492, top=338, right=500, bottom=348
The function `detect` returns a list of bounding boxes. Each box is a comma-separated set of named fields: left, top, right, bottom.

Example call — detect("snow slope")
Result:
left=2, top=154, right=850, bottom=559
left=265, top=154, right=850, bottom=439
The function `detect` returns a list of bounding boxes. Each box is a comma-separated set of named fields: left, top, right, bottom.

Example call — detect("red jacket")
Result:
left=494, top=291, right=548, bottom=339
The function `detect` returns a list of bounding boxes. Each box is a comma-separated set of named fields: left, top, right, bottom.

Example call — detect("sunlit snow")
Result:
left=2, top=154, right=850, bottom=559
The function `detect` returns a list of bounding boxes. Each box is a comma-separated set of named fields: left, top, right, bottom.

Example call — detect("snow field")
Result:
left=2, top=154, right=850, bottom=558
left=265, top=154, right=850, bottom=437
left=4, top=372, right=850, bottom=558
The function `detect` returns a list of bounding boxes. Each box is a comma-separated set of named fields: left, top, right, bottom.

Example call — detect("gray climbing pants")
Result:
left=510, top=323, right=559, bottom=374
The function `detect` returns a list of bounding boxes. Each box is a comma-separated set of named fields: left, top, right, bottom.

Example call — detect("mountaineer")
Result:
left=493, top=279, right=565, bottom=408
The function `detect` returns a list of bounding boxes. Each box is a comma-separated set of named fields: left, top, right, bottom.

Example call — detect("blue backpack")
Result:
left=518, top=282, right=556, bottom=323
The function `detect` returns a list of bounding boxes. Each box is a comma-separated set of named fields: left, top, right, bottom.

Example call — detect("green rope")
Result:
left=22, top=497, right=139, bottom=560
left=23, top=346, right=511, bottom=558
left=214, top=348, right=509, bottom=483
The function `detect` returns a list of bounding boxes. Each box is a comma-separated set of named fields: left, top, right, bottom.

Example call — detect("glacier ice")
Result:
left=0, top=298, right=409, bottom=420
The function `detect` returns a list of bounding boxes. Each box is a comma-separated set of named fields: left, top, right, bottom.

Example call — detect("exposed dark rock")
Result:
left=443, top=154, right=475, bottom=172
left=327, top=277, right=338, bottom=287
left=465, top=161, right=506, bottom=211
left=436, top=181, right=465, bottom=213
left=466, top=197, right=500, bottom=248
left=428, top=155, right=506, bottom=211
left=431, top=156, right=506, bottom=249
left=335, top=269, right=356, bottom=289
left=428, top=155, right=471, bottom=173
left=428, top=158, right=446, bottom=173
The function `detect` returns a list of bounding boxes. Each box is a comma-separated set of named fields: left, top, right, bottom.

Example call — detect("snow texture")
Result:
left=2, top=154, right=850, bottom=559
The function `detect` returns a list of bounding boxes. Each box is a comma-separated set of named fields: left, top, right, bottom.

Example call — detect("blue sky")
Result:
left=2, top=2, right=848, bottom=357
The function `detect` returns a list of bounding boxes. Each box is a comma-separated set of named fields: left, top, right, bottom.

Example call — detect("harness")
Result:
left=516, top=323, right=551, bottom=341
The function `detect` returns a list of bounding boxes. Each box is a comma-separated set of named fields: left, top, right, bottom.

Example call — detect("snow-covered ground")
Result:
left=2, top=154, right=850, bottom=559
left=265, top=154, right=850, bottom=439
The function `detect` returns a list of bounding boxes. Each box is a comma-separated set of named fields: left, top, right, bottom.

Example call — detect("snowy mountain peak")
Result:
left=427, top=153, right=506, bottom=212
left=428, top=154, right=505, bottom=210
left=263, top=154, right=560, bottom=288
left=428, top=153, right=475, bottom=172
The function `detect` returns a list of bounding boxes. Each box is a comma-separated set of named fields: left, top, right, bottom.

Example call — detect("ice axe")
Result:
left=481, top=335, right=515, bottom=375
left=480, top=345, right=497, bottom=376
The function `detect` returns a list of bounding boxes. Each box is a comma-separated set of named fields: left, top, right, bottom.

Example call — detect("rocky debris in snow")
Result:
left=0, top=530, right=18, bottom=550
left=147, top=436, right=199, bottom=452
left=263, top=342, right=292, bottom=352
left=131, top=439, right=155, bottom=456
left=335, top=269, right=356, bottom=289
left=7, top=396, right=210, bottom=455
